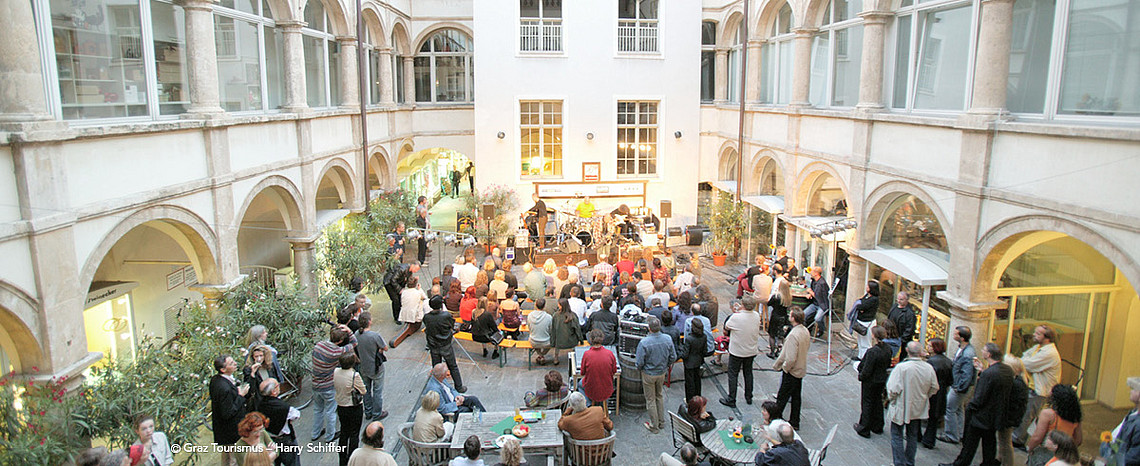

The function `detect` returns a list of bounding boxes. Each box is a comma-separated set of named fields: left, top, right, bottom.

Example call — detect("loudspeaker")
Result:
left=686, top=225, right=708, bottom=246
left=660, top=200, right=672, bottom=218
left=481, top=203, right=495, bottom=220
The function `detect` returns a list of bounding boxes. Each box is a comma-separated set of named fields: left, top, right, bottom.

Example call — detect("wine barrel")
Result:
left=618, top=354, right=646, bottom=411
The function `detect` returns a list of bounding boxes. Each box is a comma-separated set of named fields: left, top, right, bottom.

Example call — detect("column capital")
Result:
left=792, top=28, right=819, bottom=37
left=335, top=35, right=359, bottom=44
left=747, top=38, right=765, bottom=48
left=857, top=10, right=894, bottom=24
left=285, top=235, right=322, bottom=246
left=174, top=0, right=216, bottom=11
left=937, top=291, right=1007, bottom=315
left=714, top=47, right=730, bottom=54
left=276, top=20, right=307, bottom=31
left=402, top=56, right=415, bottom=63
left=377, top=47, right=393, bottom=55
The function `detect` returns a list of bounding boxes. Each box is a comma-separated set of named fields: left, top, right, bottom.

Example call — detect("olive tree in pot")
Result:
left=707, top=191, right=747, bottom=266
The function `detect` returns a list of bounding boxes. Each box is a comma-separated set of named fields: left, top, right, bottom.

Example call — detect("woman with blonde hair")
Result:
left=766, top=276, right=793, bottom=358
left=413, top=390, right=455, bottom=443
left=1000, top=354, right=1031, bottom=466
left=242, top=345, right=275, bottom=408
left=483, top=257, right=498, bottom=273
left=493, top=436, right=524, bottom=466
left=542, top=258, right=558, bottom=278
left=473, top=270, right=490, bottom=292
left=489, top=270, right=508, bottom=301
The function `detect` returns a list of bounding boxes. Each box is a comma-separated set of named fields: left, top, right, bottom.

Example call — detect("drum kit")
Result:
left=520, top=199, right=645, bottom=254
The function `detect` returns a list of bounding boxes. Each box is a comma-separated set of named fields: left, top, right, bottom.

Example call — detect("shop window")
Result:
left=616, top=101, right=658, bottom=176
left=520, top=0, right=562, bottom=52
left=761, top=3, right=795, bottom=104
left=520, top=100, right=563, bottom=178
left=414, top=29, right=474, bottom=103
left=889, top=0, right=974, bottom=112
left=701, top=21, right=716, bottom=102
left=808, top=0, right=864, bottom=107
left=618, top=0, right=658, bottom=53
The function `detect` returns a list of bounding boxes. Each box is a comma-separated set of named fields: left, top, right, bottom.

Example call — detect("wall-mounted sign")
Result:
left=166, top=268, right=185, bottom=291
left=85, top=281, right=140, bottom=309
left=183, top=265, right=198, bottom=286
left=582, top=162, right=601, bottom=182
left=535, top=181, right=646, bottom=199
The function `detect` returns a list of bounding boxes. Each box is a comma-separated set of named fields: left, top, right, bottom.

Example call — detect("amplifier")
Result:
left=618, top=334, right=643, bottom=358
left=619, top=319, right=649, bottom=337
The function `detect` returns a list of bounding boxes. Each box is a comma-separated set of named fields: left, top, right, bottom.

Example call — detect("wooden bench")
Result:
left=452, top=331, right=513, bottom=367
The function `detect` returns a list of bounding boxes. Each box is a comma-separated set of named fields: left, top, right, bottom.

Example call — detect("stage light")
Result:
left=444, top=234, right=456, bottom=245
left=462, top=236, right=477, bottom=247
left=407, top=230, right=421, bottom=240
left=424, top=232, right=437, bottom=243
left=809, top=228, right=822, bottom=238
left=841, top=219, right=858, bottom=229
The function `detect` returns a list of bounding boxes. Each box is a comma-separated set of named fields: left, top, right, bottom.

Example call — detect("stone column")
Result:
left=288, top=239, right=318, bottom=304
left=844, top=254, right=868, bottom=324
left=789, top=28, right=817, bottom=107
left=278, top=20, right=308, bottom=113
left=856, top=11, right=892, bottom=111
left=378, top=48, right=394, bottom=105
left=336, top=36, right=359, bottom=110
left=745, top=40, right=763, bottom=103
left=0, top=0, right=54, bottom=127
left=714, top=48, right=728, bottom=103
left=179, top=0, right=225, bottom=117
left=969, top=0, right=1016, bottom=115
left=941, top=297, right=1005, bottom=350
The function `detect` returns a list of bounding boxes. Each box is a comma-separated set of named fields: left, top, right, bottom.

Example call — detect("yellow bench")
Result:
left=453, top=331, right=513, bottom=367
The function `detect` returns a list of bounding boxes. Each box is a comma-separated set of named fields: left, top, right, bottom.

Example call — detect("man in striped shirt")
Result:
left=311, top=324, right=357, bottom=442
left=592, top=254, right=615, bottom=288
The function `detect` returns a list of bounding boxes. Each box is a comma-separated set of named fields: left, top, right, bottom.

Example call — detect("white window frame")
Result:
left=614, top=98, right=661, bottom=178
left=301, top=2, right=337, bottom=108
left=727, top=24, right=743, bottom=103
left=414, top=29, right=474, bottom=103
left=617, top=0, right=659, bottom=54
left=210, top=0, right=279, bottom=115
left=885, top=0, right=979, bottom=115
left=762, top=3, right=796, bottom=105
left=809, top=0, right=864, bottom=108
left=519, top=99, right=565, bottom=179
left=701, top=20, right=717, bottom=103
left=519, top=0, right=562, bottom=53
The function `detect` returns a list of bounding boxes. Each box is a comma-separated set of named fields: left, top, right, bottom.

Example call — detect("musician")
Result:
left=527, top=192, right=548, bottom=248
left=609, top=204, right=639, bottom=242
left=576, top=197, right=596, bottom=219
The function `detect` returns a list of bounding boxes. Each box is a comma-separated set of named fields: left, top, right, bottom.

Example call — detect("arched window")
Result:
left=761, top=3, right=795, bottom=104
left=809, top=0, right=863, bottom=107
left=876, top=194, right=948, bottom=264
left=701, top=21, right=717, bottom=102
left=727, top=24, right=744, bottom=103
left=719, top=148, right=739, bottom=181
left=414, top=29, right=474, bottom=103
left=213, top=0, right=285, bottom=112
left=618, top=0, right=659, bottom=52
left=755, top=158, right=784, bottom=195
left=889, top=0, right=976, bottom=112
left=806, top=173, right=846, bottom=216
left=1006, top=0, right=1139, bottom=118
left=302, top=1, right=341, bottom=108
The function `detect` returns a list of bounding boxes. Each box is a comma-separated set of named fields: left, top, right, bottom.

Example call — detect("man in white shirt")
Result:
left=673, top=265, right=695, bottom=295
left=719, top=296, right=762, bottom=408
left=456, top=251, right=480, bottom=290
left=1012, top=325, right=1062, bottom=447
left=568, top=287, right=589, bottom=326
left=636, top=274, right=654, bottom=299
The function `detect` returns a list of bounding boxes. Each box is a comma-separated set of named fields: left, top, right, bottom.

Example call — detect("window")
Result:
left=392, top=32, right=405, bottom=104
left=414, top=29, right=473, bottom=103
left=213, top=0, right=283, bottom=112
left=808, top=0, right=864, bottom=107
left=302, top=1, right=341, bottom=108
left=520, top=101, right=563, bottom=177
left=618, top=0, right=658, bottom=53
left=361, top=27, right=380, bottom=106
left=890, top=0, right=974, bottom=112
left=761, top=3, right=795, bottom=104
left=616, top=101, right=658, bottom=176
left=727, top=24, right=743, bottom=103
left=520, top=0, right=562, bottom=52
left=701, top=21, right=716, bottom=102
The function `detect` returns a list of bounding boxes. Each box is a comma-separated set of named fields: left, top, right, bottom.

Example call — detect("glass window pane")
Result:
left=218, top=0, right=256, bottom=15
left=727, top=49, right=740, bottom=102
left=809, top=33, right=830, bottom=106
left=1006, top=0, right=1054, bottom=114
left=832, top=25, right=862, bottom=107
left=999, top=236, right=1116, bottom=288
left=836, top=0, right=863, bottom=23
left=413, top=56, right=431, bottom=101
left=619, top=0, right=636, bottom=19
left=520, top=0, right=540, bottom=18
left=152, top=0, right=188, bottom=115
left=701, top=51, right=716, bottom=102
left=329, top=41, right=340, bottom=106
left=434, top=56, right=466, bottom=102
left=761, top=43, right=775, bottom=103
left=52, top=0, right=147, bottom=119
left=876, top=194, right=949, bottom=266
left=393, top=49, right=405, bottom=103
left=215, top=16, right=262, bottom=111
left=303, top=35, right=327, bottom=107
left=777, top=4, right=793, bottom=35
left=892, top=15, right=912, bottom=109
left=1058, top=0, right=1140, bottom=116
left=368, top=49, right=381, bottom=105
left=303, top=2, right=325, bottom=32
left=265, top=26, right=284, bottom=109
left=545, top=0, right=561, bottom=18
left=702, top=21, right=717, bottom=45
left=777, top=40, right=794, bottom=104
left=913, top=6, right=972, bottom=111
left=639, top=0, right=658, bottom=19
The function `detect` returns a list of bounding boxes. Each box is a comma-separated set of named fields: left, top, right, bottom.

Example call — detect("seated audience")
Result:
left=347, top=421, right=398, bottom=466
left=754, top=424, right=809, bottom=465
left=450, top=435, right=485, bottom=466
left=558, top=392, right=614, bottom=441
left=413, top=391, right=454, bottom=443
left=524, top=370, right=570, bottom=409
left=426, top=363, right=485, bottom=418
left=678, top=395, right=717, bottom=434
left=659, top=443, right=711, bottom=466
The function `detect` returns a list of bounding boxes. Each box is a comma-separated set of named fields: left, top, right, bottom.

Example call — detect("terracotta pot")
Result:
left=712, top=253, right=727, bottom=266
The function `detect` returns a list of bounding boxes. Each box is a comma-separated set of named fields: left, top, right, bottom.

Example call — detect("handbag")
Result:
left=850, top=319, right=868, bottom=336
left=488, top=330, right=505, bottom=345
left=351, top=370, right=364, bottom=406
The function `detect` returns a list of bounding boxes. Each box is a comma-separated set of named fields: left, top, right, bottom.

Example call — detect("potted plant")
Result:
left=707, top=191, right=747, bottom=266
left=462, top=185, right=520, bottom=251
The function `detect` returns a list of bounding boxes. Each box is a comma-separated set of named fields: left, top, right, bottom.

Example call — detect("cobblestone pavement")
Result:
left=197, top=245, right=1046, bottom=465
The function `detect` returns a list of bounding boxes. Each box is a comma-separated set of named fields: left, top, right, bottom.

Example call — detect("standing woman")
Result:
left=852, top=280, right=881, bottom=360
left=854, top=325, right=891, bottom=438
left=921, top=337, right=954, bottom=449
left=766, top=276, right=792, bottom=359
left=391, top=276, right=427, bottom=348
left=550, top=298, right=585, bottom=366
left=679, top=318, right=708, bottom=402
left=242, top=345, right=275, bottom=410
left=245, top=325, right=284, bottom=382
left=1026, top=384, right=1084, bottom=466
left=334, top=353, right=366, bottom=466
left=131, top=414, right=174, bottom=465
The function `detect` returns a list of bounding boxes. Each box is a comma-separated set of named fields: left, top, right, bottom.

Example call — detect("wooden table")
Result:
left=568, top=345, right=620, bottom=414
left=699, top=419, right=766, bottom=465
left=450, top=410, right=564, bottom=465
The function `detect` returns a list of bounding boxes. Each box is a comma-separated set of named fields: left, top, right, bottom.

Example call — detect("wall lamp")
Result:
left=674, top=131, right=683, bottom=139
left=497, top=131, right=506, bottom=139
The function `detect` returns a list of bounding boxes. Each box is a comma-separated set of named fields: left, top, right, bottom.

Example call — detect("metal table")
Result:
left=450, top=410, right=564, bottom=465
left=568, top=345, right=620, bottom=414
left=699, top=419, right=766, bottom=465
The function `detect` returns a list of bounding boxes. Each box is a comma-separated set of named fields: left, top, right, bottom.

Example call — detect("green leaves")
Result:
left=708, top=191, right=747, bottom=256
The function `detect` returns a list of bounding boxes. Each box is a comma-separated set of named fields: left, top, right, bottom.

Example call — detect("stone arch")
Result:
left=315, top=157, right=358, bottom=209
left=720, top=10, right=745, bottom=47
left=367, top=145, right=394, bottom=192
left=0, top=281, right=43, bottom=373
left=262, top=0, right=291, bottom=22
left=756, top=0, right=797, bottom=37
left=747, top=149, right=787, bottom=195
left=390, top=20, right=411, bottom=55
left=360, top=6, right=386, bottom=46
left=299, top=0, right=351, bottom=35
left=412, top=23, right=475, bottom=53
left=394, top=138, right=416, bottom=164
left=719, top=145, right=741, bottom=181
left=975, top=216, right=1140, bottom=301
left=790, top=161, right=849, bottom=216
left=79, top=206, right=222, bottom=295
left=861, top=180, right=952, bottom=250
left=235, top=175, right=308, bottom=234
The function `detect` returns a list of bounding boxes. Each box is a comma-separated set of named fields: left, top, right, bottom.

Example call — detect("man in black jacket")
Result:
left=941, top=343, right=1013, bottom=466
left=888, top=292, right=917, bottom=359
left=585, top=296, right=619, bottom=345
left=855, top=326, right=892, bottom=438
left=423, top=294, right=466, bottom=392
left=355, top=312, right=389, bottom=421
left=383, top=261, right=420, bottom=323
left=209, top=355, right=248, bottom=464
left=254, top=379, right=300, bottom=466
left=754, top=423, right=810, bottom=465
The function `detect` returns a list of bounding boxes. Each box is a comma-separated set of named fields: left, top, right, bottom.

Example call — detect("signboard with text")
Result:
left=535, top=181, right=645, bottom=199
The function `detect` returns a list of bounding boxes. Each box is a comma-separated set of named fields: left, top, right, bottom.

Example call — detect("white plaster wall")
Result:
left=409, top=108, right=475, bottom=138
left=0, top=147, right=20, bottom=223
left=60, top=132, right=208, bottom=208
left=231, top=166, right=307, bottom=221
left=869, top=122, right=960, bottom=181
left=800, top=116, right=854, bottom=156
left=472, top=0, right=702, bottom=226
left=0, top=238, right=37, bottom=299
left=752, top=112, right=789, bottom=145
left=989, top=133, right=1140, bottom=218
left=229, top=122, right=300, bottom=173
left=310, top=115, right=356, bottom=154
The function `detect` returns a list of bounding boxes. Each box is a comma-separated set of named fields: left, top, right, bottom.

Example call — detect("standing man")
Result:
left=465, top=162, right=474, bottom=194
left=773, top=308, right=810, bottom=430
left=888, top=292, right=917, bottom=359
left=423, top=295, right=467, bottom=393
left=1011, top=324, right=1061, bottom=448
left=209, top=354, right=249, bottom=464
left=636, top=316, right=677, bottom=434
left=528, top=192, right=549, bottom=248
left=888, top=341, right=940, bottom=466
left=311, top=325, right=358, bottom=443
left=415, top=196, right=429, bottom=265
left=355, top=312, right=388, bottom=421
left=255, top=379, right=301, bottom=466
left=940, top=343, right=1013, bottom=466
left=938, top=326, right=977, bottom=445
left=450, top=167, right=461, bottom=197
left=804, top=268, right=830, bottom=337
left=382, top=261, right=420, bottom=324
left=719, top=296, right=762, bottom=408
